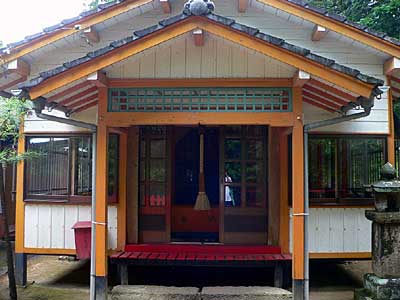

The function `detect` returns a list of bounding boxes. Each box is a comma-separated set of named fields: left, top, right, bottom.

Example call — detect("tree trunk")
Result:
left=0, top=163, right=17, bottom=300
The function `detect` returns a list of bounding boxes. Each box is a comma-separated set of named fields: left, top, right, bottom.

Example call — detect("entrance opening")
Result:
left=137, top=125, right=269, bottom=245
left=171, top=127, right=220, bottom=242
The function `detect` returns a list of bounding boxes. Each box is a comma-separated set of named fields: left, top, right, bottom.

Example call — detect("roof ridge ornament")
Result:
left=184, top=0, right=215, bottom=16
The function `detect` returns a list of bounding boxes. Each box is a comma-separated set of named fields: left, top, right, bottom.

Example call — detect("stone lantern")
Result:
left=355, top=163, right=400, bottom=300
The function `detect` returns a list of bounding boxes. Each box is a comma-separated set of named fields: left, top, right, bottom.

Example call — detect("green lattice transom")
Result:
left=108, top=87, right=292, bottom=112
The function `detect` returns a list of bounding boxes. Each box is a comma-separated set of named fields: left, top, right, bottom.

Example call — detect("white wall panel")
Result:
left=290, top=208, right=372, bottom=253
left=24, top=204, right=118, bottom=250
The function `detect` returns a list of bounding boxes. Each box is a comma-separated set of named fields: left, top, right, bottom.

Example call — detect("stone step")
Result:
left=111, top=285, right=292, bottom=300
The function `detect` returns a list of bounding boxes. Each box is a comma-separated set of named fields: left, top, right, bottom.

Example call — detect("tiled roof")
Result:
left=286, top=0, right=400, bottom=46
left=19, top=12, right=384, bottom=97
left=1, top=0, right=399, bottom=56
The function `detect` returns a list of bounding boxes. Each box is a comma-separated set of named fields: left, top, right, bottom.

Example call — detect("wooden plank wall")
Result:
left=24, top=204, right=118, bottom=250
left=289, top=208, right=372, bottom=253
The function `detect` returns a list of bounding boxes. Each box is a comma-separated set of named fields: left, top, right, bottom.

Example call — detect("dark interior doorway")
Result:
left=171, top=127, right=219, bottom=242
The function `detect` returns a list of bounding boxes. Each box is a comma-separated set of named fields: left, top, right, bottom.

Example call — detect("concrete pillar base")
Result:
left=292, top=280, right=305, bottom=300
left=95, top=275, right=108, bottom=300
left=15, top=253, right=27, bottom=286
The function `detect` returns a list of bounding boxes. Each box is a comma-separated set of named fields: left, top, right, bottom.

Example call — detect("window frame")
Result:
left=24, top=133, right=120, bottom=204
left=308, top=134, right=387, bottom=206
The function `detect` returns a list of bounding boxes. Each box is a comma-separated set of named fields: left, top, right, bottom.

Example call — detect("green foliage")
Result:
left=308, top=0, right=400, bottom=38
left=0, top=96, right=39, bottom=164
left=85, top=0, right=114, bottom=10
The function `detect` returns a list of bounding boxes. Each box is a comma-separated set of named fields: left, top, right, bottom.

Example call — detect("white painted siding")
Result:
left=289, top=208, right=372, bottom=253
left=24, top=204, right=118, bottom=250
left=24, top=110, right=97, bottom=133
left=105, top=33, right=297, bottom=79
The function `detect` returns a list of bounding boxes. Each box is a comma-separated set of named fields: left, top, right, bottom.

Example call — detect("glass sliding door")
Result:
left=220, top=126, right=268, bottom=244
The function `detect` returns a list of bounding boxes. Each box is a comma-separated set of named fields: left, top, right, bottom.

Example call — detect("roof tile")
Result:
left=134, top=24, right=163, bottom=37
left=206, top=14, right=235, bottom=26
left=231, top=23, right=259, bottom=36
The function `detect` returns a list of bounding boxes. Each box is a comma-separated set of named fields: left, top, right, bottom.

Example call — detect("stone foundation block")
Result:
left=201, top=286, right=292, bottom=300
left=360, top=274, right=400, bottom=300
left=111, top=285, right=200, bottom=300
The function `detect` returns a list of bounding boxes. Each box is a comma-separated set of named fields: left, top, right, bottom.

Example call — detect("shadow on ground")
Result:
left=0, top=253, right=371, bottom=300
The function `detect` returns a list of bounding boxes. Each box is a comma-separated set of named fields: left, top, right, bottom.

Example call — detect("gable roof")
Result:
left=1, top=0, right=400, bottom=66
left=20, top=12, right=383, bottom=101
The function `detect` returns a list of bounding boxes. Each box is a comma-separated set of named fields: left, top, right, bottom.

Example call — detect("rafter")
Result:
left=67, top=93, right=98, bottom=109
left=0, top=76, right=27, bottom=91
left=292, top=70, right=310, bottom=87
left=307, top=78, right=358, bottom=103
left=238, top=0, right=248, bottom=13
left=47, top=81, right=92, bottom=102
left=87, top=71, right=108, bottom=87
left=302, top=90, right=342, bottom=110
left=303, top=96, right=337, bottom=113
left=83, top=26, right=100, bottom=44
left=160, top=0, right=171, bottom=13
left=384, top=57, right=400, bottom=76
left=70, top=100, right=98, bottom=115
left=193, top=29, right=205, bottom=47
left=58, top=86, right=98, bottom=106
left=311, top=25, right=328, bottom=41
left=303, top=85, right=349, bottom=106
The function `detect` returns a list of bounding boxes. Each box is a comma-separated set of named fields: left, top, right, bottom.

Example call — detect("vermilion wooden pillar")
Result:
left=95, top=87, right=109, bottom=300
left=387, top=77, right=395, bottom=166
left=292, top=87, right=306, bottom=299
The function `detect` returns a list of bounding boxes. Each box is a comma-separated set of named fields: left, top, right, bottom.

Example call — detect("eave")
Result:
left=257, top=0, right=400, bottom=57
left=21, top=14, right=382, bottom=101
left=0, top=0, right=154, bottom=65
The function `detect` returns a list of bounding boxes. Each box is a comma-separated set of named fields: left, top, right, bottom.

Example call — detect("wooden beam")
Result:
left=58, top=86, right=98, bottom=106
left=303, top=84, right=349, bottom=106
left=87, top=71, right=108, bottom=87
left=193, top=29, right=205, bottom=47
left=83, top=26, right=100, bottom=44
left=307, top=78, right=358, bottom=103
left=104, top=112, right=295, bottom=127
left=47, top=81, right=92, bottom=102
left=310, top=252, right=371, bottom=259
left=311, top=25, right=328, bottom=41
left=257, top=0, right=400, bottom=57
left=0, top=0, right=154, bottom=65
left=293, top=70, right=310, bottom=87
left=160, top=0, right=171, bottom=13
left=0, top=76, right=27, bottom=91
left=28, top=17, right=376, bottom=99
left=292, top=87, right=305, bottom=281
left=70, top=100, right=98, bottom=114
left=238, top=0, right=248, bottom=13
left=390, top=76, right=400, bottom=85
left=303, top=96, right=337, bottom=113
left=302, top=90, right=342, bottom=110
left=109, top=78, right=293, bottom=88
left=384, top=57, right=400, bottom=76
left=67, top=92, right=98, bottom=109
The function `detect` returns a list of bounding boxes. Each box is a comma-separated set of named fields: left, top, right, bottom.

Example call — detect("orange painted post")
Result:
left=95, top=87, right=109, bottom=300
left=15, top=124, right=27, bottom=286
left=291, top=87, right=306, bottom=298
left=387, top=77, right=395, bottom=166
